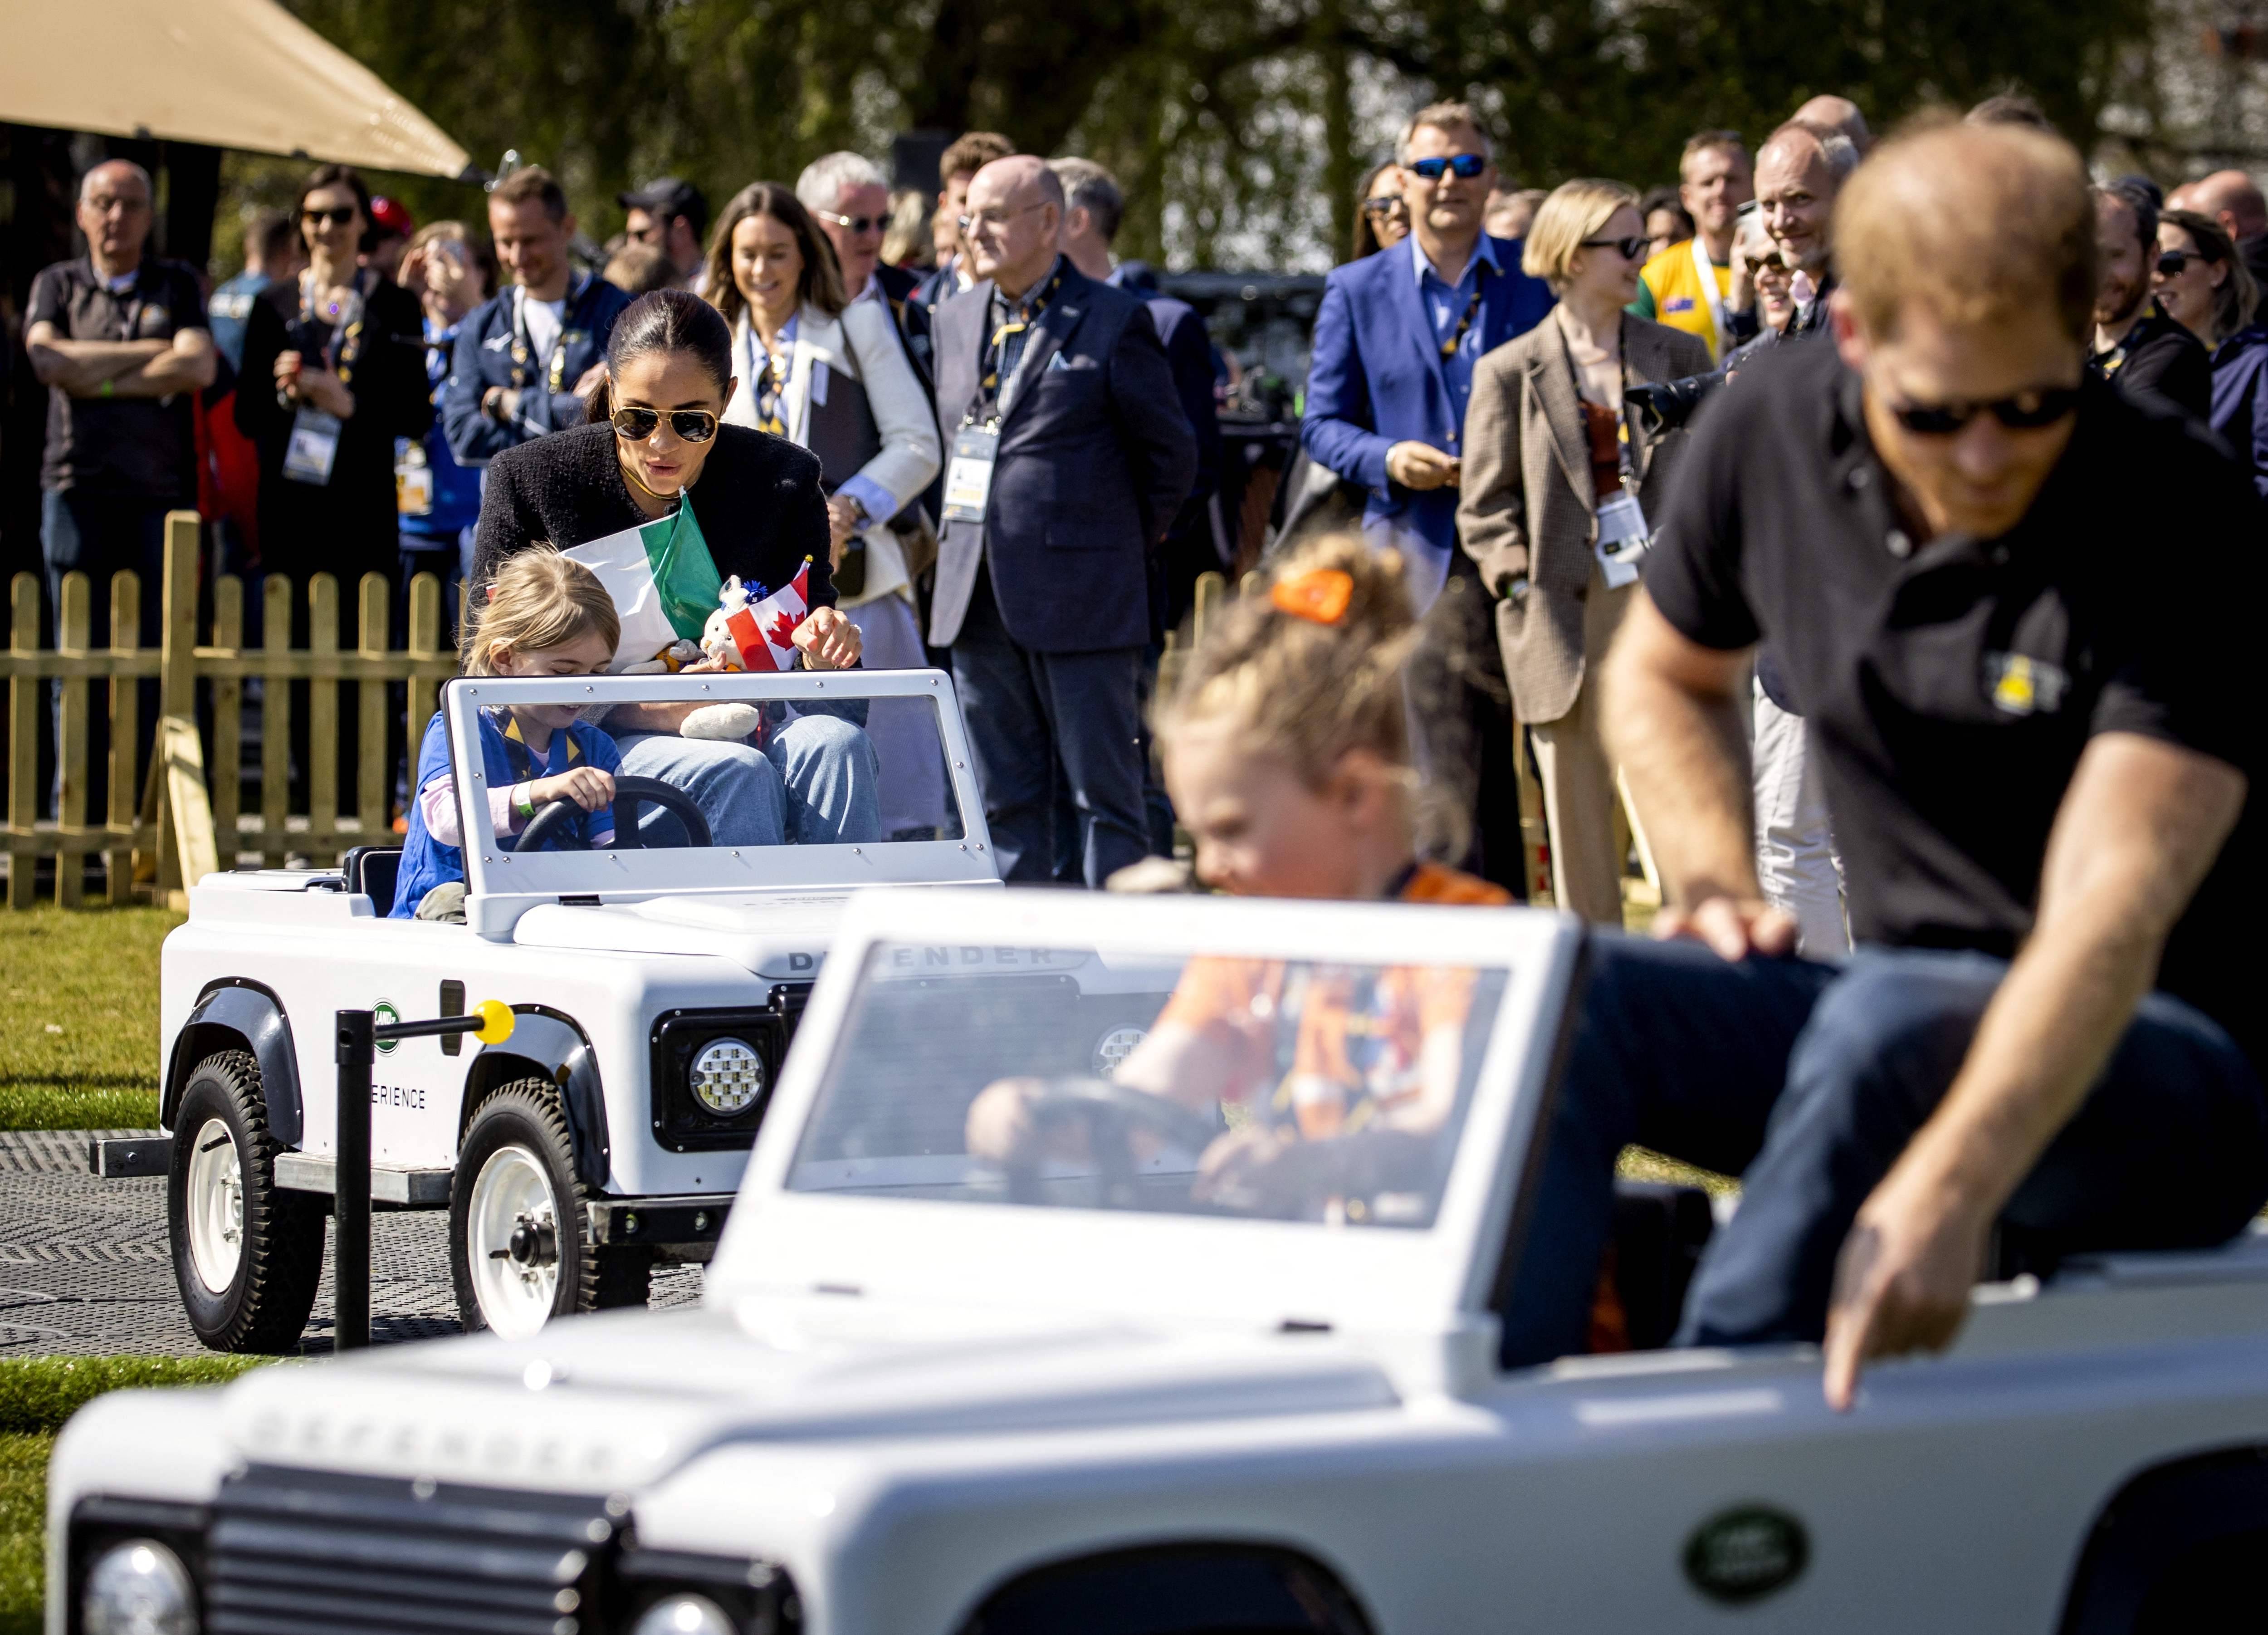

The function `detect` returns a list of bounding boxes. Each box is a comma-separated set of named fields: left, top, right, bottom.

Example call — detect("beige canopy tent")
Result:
left=1, top=0, right=472, bottom=179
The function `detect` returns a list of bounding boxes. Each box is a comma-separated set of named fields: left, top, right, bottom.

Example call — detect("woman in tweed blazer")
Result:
left=1457, top=181, right=1712, bottom=922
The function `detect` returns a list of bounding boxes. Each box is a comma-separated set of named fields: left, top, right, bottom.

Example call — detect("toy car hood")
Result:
left=209, top=1300, right=1402, bottom=1495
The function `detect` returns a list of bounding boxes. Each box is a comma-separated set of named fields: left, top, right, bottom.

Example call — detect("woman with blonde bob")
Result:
left=1456, top=180, right=1713, bottom=923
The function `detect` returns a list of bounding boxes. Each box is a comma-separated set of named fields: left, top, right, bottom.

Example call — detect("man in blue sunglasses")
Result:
left=1301, top=101, right=1556, bottom=887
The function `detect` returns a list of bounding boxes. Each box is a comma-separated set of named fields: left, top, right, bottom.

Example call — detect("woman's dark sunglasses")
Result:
left=1408, top=154, right=1488, bottom=181
left=1581, top=235, right=1651, bottom=261
left=2156, top=250, right=2204, bottom=277
left=1887, top=387, right=2080, bottom=436
left=301, top=206, right=357, bottom=228
left=611, top=406, right=719, bottom=443
left=1362, top=196, right=1408, bottom=219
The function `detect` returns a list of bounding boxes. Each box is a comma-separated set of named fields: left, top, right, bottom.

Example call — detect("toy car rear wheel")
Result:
left=166, top=1050, right=325, bottom=1353
left=450, top=1080, right=651, bottom=1338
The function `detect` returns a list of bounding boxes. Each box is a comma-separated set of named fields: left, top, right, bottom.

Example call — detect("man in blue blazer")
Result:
left=1300, top=103, right=1555, bottom=891
left=1303, top=104, right=1555, bottom=608
left=930, top=157, right=1198, bottom=888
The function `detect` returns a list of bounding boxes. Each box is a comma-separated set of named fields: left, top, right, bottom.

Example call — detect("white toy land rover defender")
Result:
left=51, top=890, right=2268, bottom=1635
left=109, top=669, right=1009, bottom=1347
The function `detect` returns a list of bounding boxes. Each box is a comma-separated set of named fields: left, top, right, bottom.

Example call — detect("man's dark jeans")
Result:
left=41, top=488, right=170, bottom=821
left=1497, top=937, right=2268, bottom=1367
left=950, top=572, right=1147, bottom=888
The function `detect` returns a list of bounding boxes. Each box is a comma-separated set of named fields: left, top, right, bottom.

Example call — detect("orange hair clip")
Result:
left=1270, top=568, right=1354, bottom=625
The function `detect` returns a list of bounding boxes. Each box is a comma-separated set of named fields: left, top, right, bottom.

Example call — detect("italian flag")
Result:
left=562, top=499, right=723, bottom=671
left=722, top=559, right=812, bottom=672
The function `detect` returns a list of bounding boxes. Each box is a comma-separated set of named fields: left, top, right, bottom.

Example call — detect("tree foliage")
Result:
left=271, top=0, right=2156, bottom=269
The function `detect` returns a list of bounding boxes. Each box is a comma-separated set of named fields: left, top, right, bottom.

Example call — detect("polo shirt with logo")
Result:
left=25, top=256, right=208, bottom=501
left=1645, top=339, right=2266, bottom=1067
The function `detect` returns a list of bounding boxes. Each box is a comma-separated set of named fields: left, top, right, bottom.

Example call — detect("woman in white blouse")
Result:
left=704, top=182, right=946, bottom=837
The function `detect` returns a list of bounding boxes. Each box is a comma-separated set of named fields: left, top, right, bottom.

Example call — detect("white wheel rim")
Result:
left=185, top=1117, right=245, bottom=1294
left=468, top=1145, right=562, bottom=1338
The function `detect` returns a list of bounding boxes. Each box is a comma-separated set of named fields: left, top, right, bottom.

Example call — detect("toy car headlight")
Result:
left=689, top=1037, right=765, bottom=1116
left=632, top=1592, right=738, bottom=1635
left=83, top=1537, right=199, bottom=1635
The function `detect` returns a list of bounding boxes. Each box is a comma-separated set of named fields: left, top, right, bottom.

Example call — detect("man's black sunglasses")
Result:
left=1581, top=235, right=1651, bottom=261
left=1886, top=386, right=2080, bottom=435
left=1408, top=154, right=1488, bottom=181
left=301, top=206, right=358, bottom=228
left=610, top=406, right=720, bottom=443
left=817, top=208, right=884, bottom=235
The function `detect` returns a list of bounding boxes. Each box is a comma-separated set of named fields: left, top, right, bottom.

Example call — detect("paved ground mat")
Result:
left=0, top=1131, right=701, bottom=1355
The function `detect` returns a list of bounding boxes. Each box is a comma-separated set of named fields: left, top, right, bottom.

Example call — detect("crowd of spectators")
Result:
left=20, top=94, right=2268, bottom=918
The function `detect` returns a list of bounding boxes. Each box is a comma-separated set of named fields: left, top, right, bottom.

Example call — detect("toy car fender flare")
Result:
left=2058, top=1443, right=2268, bottom=1634
left=952, top=1542, right=1375, bottom=1635
left=460, top=1006, right=611, bottom=1190
left=164, top=980, right=303, bottom=1146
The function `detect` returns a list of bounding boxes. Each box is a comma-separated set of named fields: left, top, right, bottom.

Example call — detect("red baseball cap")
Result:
left=368, top=196, right=415, bottom=238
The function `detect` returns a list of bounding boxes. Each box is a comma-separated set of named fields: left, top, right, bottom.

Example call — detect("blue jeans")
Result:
left=613, top=715, right=880, bottom=847
left=41, top=488, right=170, bottom=819
left=1496, top=938, right=2268, bottom=1366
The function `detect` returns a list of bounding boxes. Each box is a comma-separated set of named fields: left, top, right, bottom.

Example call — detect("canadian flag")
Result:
left=723, top=558, right=811, bottom=672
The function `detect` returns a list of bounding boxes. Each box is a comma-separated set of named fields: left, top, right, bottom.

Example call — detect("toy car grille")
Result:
left=204, top=1464, right=617, bottom=1635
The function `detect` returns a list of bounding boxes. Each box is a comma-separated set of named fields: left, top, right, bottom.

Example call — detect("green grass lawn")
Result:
left=0, top=1357, right=273, bottom=1634
left=0, top=906, right=178, bottom=1131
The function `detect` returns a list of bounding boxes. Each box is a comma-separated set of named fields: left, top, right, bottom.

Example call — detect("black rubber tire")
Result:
left=166, top=1050, right=326, bottom=1354
left=449, top=1080, right=651, bottom=1334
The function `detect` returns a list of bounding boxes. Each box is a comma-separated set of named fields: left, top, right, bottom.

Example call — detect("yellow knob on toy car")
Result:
left=472, top=1000, right=516, bottom=1045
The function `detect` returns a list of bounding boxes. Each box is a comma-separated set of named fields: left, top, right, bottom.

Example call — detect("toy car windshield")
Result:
left=787, top=940, right=1512, bottom=1228
left=436, top=671, right=992, bottom=930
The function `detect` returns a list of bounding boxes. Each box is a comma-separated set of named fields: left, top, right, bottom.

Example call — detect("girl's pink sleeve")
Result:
left=419, top=775, right=520, bottom=844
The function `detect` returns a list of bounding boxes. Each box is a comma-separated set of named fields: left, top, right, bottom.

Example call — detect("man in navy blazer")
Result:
left=1300, top=102, right=1555, bottom=891
left=929, top=156, right=1198, bottom=887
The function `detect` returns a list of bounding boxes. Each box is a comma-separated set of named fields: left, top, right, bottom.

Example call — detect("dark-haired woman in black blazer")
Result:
left=470, top=289, right=878, bottom=846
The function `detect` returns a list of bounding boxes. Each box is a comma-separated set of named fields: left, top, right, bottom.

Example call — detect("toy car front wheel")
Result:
left=450, top=1081, right=651, bottom=1338
left=167, top=1051, right=326, bottom=1353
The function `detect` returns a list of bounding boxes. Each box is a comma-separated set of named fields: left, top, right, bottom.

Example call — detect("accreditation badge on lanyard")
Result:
left=1593, top=394, right=1652, bottom=588
left=284, top=272, right=365, bottom=485
left=284, top=410, right=343, bottom=485
left=943, top=421, right=1000, bottom=524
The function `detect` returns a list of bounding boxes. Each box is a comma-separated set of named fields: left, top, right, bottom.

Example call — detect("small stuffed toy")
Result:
left=700, top=576, right=772, bottom=671
left=680, top=702, right=762, bottom=741
left=619, top=638, right=703, bottom=676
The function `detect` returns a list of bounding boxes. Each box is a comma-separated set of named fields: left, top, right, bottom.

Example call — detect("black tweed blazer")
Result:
left=469, top=421, right=836, bottom=609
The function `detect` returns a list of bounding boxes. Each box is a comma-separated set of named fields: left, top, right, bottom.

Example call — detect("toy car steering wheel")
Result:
left=513, top=774, right=715, bottom=852
left=1000, top=1077, right=1224, bottom=1207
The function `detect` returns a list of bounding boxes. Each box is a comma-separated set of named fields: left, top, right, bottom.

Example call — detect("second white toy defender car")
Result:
left=112, top=670, right=1014, bottom=1348
left=50, top=890, right=2268, bottom=1634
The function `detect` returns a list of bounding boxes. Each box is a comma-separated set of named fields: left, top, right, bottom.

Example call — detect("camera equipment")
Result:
left=1624, top=367, right=1727, bottom=437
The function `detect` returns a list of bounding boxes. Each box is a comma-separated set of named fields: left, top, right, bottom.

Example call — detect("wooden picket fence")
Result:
left=2, top=511, right=457, bottom=909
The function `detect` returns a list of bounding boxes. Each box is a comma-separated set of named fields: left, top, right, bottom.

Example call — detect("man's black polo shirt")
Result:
left=1646, top=339, right=2265, bottom=1067
left=25, top=256, right=208, bottom=501
left=2088, top=299, right=2212, bottom=423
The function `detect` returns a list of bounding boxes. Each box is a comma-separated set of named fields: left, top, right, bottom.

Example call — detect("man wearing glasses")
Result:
left=925, top=155, right=1195, bottom=888
left=797, top=151, right=935, bottom=387
left=620, top=177, right=710, bottom=294
left=1302, top=102, right=1555, bottom=890
left=1497, top=120, right=2268, bottom=1411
